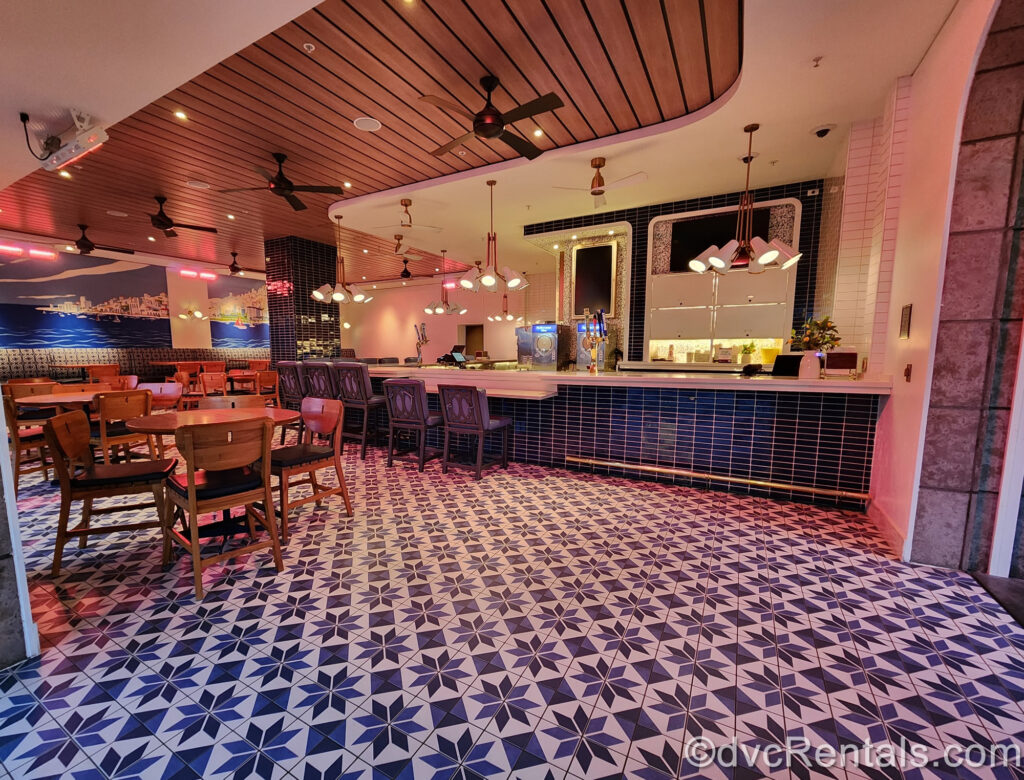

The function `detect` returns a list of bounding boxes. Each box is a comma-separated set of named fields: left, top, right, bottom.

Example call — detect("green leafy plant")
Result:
left=791, top=316, right=841, bottom=352
left=740, top=341, right=757, bottom=355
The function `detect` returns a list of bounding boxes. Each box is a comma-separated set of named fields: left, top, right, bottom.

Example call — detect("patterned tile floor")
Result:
left=2, top=443, right=1024, bottom=780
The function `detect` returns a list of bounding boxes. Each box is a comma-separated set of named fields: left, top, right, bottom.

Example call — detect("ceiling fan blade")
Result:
left=551, top=185, right=591, bottom=192
left=501, top=92, right=564, bottom=125
left=254, top=165, right=275, bottom=182
left=498, top=130, right=542, bottom=160
left=217, top=186, right=267, bottom=193
left=290, top=185, right=345, bottom=194
left=373, top=222, right=443, bottom=233
left=603, top=172, right=648, bottom=191
left=95, top=245, right=136, bottom=255
left=593, top=193, right=607, bottom=209
left=163, top=229, right=177, bottom=238
left=419, top=95, right=475, bottom=120
left=174, top=224, right=219, bottom=234
left=430, top=130, right=477, bottom=157
left=284, top=193, right=308, bottom=212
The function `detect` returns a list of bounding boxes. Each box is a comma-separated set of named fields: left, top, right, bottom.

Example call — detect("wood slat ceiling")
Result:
left=0, top=0, right=741, bottom=280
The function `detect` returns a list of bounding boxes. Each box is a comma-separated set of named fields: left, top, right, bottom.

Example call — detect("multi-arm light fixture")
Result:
left=487, top=293, right=522, bottom=322
left=457, top=180, right=530, bottom=293
left=312, top=215, right=372, bottom=304
left=690, top=124, right=802, bottom=275
left=425, top=250, right=468, bottom=316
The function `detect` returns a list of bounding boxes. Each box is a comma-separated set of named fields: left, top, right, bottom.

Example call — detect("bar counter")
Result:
left=363, top=365, right=889, bottom=506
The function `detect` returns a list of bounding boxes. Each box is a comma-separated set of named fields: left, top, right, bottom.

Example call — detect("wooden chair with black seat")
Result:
left=3, top=395, right=51, bottom=497
left=90, top=390, right=157, bottom=465
left=200, top=372, right=229, bottom=398
left=164, top=416, right=283, bottom=598
left=43, top=410, right=176, bottom=575
left=85, top=364, right=120, bottom=384
left=256, top=371, right=280, bottom=407
left=175, top=371, right=203, bottom=410
left=4, top=381, right=57, bottom=423
left=198, top=395, right=266, bottom=410
left=174, top=362, right=201, bottom=392
left=139, top=382, right=183, bottom=458
left=270, top=397, right=352, bottom=542
left=201, top=361, right=226, bottom=374
left=112, top=375, right=140, bottom=390
left=247, top=359, right=271, bottom=372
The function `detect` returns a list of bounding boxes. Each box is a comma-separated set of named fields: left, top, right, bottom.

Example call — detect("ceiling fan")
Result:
left=420, top=75, right=563, bottom=160
left=219, top=152, right=345, bottom=212
left=553, top=157, right=647, bottom=208
left=373, top=199, right=442, bottom=233
left=149, top=196, right=218, bottom=238
left=70, top=225, right=135, bottom=255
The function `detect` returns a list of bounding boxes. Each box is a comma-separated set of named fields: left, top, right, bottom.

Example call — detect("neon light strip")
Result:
left=179, top=269, right=199, bottom=278
left=28, top=249, right=56, bottom=259
left=0, top=244, right=23, bottom=256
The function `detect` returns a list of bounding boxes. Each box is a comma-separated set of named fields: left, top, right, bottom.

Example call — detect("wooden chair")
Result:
left=85, top=364, right=120, bottom=383
left=331, top=362, right=385, bottom=459
left=44, top=411, right=175, bottom=575
left=271, top=397, right=352, bottom=542
left=3, top=395, right=50, bottom=497
left=175, top=371, right=203, bottom=410
left=256, top=371, right=280, bottom=407
left=383, top=378, right=443, bottom=472
left=165, top=417, right=283, bottom=598
left=174, top=362, right=201, bottom=391
left=201, top=361, right=226, bottom=374
left=5, top=382, right=58, bottom=423
left=200, top=372, right=228, bottom=397
left=139, top=382, right=183, bottom=458
left=5, top=377, right=53, bottom=385
left=90, top=390, right=156, bottom=464
left=438, top=384, right=511, bottom=480
left=247, top=359, right=270, bottom=372
left=112, top=375, right=139, bottom=390
left=53, top=382, right=111, bottom=394
left=198, top=395, right=265, bottom=410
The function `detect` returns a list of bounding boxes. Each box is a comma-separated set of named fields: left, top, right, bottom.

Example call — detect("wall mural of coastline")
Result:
left=206, top=275, right=269, bottom=349
left=0, top=252, right=171, bottom=349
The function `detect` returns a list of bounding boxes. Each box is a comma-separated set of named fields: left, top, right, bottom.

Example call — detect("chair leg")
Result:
left=186, top=509, right=204, bottom=599
left=260, top=486, right=285, bottom=572
left=502, top=426, right=509, bottom=468
left=360, top=410, right=369, bottom=460
left=78, top=497, right=93, bottom=548
left=335, top=455, right=353, bottom=516
left=309, top=470, right=323, bottom=507
left=156, top=435, right=165, bottom=459
left=387, top=424, right=395, bottom=467
left=147, top=435, right=156, bottom=460
left=475, top=434, right=484, bottom=480
left=442, top=429, right=450, bottom=474
left=13, top=447, right=21, bottom=499
left=160, top=491, right=173, bottom=567
left=418, top=429, right=426, bottom=472
left=52, top=494, right=71, bottom=575
left=279, top=473, right=290, bottom=543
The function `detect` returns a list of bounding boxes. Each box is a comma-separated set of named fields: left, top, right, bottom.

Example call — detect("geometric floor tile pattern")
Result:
left=3, top=443, right=1024, bottom=779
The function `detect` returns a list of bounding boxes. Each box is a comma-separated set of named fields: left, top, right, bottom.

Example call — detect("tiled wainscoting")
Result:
left=368, top=380, right=879, bottom=508
left=0, top=348, right=271, bottom=382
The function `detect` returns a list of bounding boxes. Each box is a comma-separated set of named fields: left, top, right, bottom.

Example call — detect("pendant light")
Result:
left=487, top=293, right=521, bottom=322
left=313, top=215, right=373, bottom=304
left=692, top=124, right=802, bottom=275
left=425, top=251, right=467, bottom=315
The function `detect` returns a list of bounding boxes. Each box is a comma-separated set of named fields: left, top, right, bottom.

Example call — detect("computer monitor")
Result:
left=450, top=344, right=467, bottom=363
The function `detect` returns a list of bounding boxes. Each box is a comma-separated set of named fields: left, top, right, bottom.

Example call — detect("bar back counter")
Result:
left=362, top=366, right=891, bottom=508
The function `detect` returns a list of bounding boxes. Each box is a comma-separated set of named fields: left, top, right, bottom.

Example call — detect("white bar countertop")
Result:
left=366, top=365, right=892, bottom=398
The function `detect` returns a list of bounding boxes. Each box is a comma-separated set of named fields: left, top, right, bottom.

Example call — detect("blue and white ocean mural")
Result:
left=0, top=253, right=171, bottom=349
left=207, top=275, right=269, bottom=349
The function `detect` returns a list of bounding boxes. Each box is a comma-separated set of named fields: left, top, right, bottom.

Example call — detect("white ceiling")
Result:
left=0, top=0, right=319, bottom=190
left=330, top=0, right=957, bottom=274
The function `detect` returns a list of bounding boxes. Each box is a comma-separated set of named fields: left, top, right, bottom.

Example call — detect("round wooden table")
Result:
left=14, top=392, right=101, bottom=409
left=125, top=407, right=299, bottom=434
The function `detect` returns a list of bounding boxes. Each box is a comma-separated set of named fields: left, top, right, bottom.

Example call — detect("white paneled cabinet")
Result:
left=716, top=268, right=790, bottom=305
left=649, top=307, right=712, bottom=340
left=713, top=304, right=790, bottom=338
left=646, top=272, right=715, bottom=309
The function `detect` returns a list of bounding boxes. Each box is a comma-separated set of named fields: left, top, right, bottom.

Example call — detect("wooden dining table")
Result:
left=14, top=392, right=102, bottom=409
left=125, top=407, right=299, bottom=434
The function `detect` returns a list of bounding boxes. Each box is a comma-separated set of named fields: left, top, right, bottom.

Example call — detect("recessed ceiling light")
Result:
left=106, top=210, right=128, bottom=217
left=608, top=230, right=614, bottom=235
left=533, top=129, right=543, bottom=138
left=435, top=267, right=440, bottom=272
left=457, top=150, right=466, bottom=156
left=362, top=276, right=367, bottom=280
left=402, top=281, right=406, bottom=285
left=173, top=110, right=188, bottom=121
left=147, top=236, right=156, bottom=242
left=302, top=42, right=316, bottom=54
left=227, top=214, right=235, bottom=220
left=553, top=243, right=559, bottom=249
left=372, top=285, right=377, bottom=289
left=186, top=180, right=211, bottom=189
left=343, top=181, right=352, bottom=188
left=64, top=245, right=75, bottom=251
left=363, top=249, right=368, bottom=253
left=343, top=321, right=351, bottom=329
left=353, top=117, right=382, bottom=132
left=571, top=234, right=578, bottom=240
left=58, top=170, right=71, bottom=179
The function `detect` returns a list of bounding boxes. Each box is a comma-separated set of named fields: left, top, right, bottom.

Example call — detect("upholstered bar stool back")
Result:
left=275, top=361, right=306, bottom=444
left=331, top=362, right=386, bottom=459
left=383, top=378, right=443, bottom=471
left=302, top=361, right=337, bottom=400
left=437, top=384, right=511, bottom=480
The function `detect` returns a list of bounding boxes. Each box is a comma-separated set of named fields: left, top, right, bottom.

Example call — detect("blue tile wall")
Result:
left=523, top=180, right=824, bottom=362
left=368, top=377, right=878, bottom=508
left=265, top=236, right=340, bottom=363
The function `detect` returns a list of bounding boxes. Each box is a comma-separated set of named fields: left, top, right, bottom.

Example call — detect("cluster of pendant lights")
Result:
left=457, top=180, right=530, bottom=293
left=311, top=215, right=373, bottom=304
left=424, top=250, right=468, bottom=316
left=689, top=124, right=802, bottom=275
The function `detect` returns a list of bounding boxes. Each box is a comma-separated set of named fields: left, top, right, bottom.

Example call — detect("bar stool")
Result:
left=331, top=362, right=386, bottom=459
left=383, top=378, right=443, bottom=471
left=302, top=361, right=337, bottom=400
left=437, top=384, right=511, bottom=480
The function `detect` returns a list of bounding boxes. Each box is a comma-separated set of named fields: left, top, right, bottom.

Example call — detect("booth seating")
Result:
left=438, top=384, right=511, bottom=480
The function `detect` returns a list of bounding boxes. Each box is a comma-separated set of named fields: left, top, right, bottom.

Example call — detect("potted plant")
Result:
left=790, top=317, right=841, bottom=379
left=739, top=341, right=757, bottom=365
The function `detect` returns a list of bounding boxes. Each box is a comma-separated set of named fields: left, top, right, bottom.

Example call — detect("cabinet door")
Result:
left=716, top=268, right=790, bottom=305
left=713, top=303, right=789, bottom=339
left=646, top=272, right=714, bottom=309
left=649, top=307, right=712, bottom=340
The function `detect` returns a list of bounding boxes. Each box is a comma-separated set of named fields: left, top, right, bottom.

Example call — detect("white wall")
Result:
left=341, top=281, right=539, bottom=363
left=868, top=0, right=998, bottom=555
left=166, top=270, right=211, bottom=349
